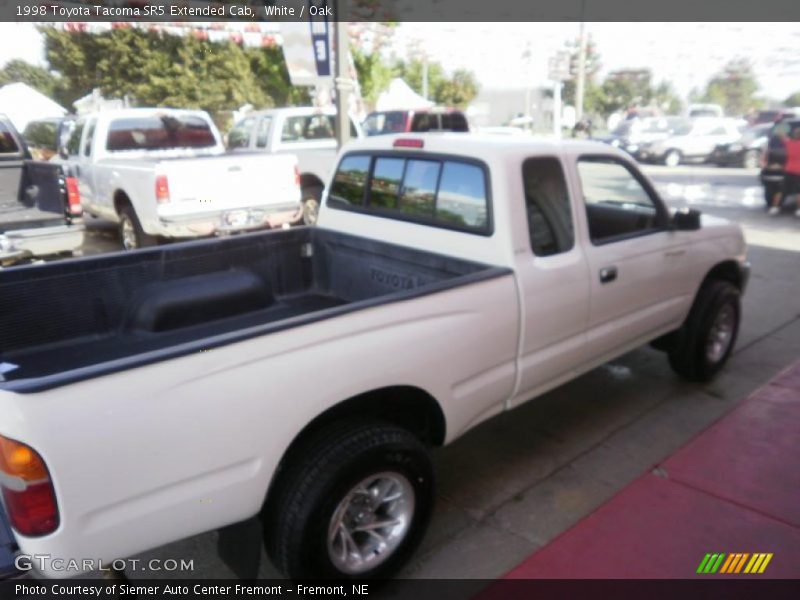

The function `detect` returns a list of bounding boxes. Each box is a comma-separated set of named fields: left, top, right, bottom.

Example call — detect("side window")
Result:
left=522, top=157, right=574, bottom=257
left=0, top=120, right=21, bottom=154
left=66, top=121, right=85, bottom=157
left=255, top=117, right=272, bottom=148
left=577, top=158, right=662, bottom=243
left=228, top=117, right=254, bottom=149
left=399, top=160, right=439, bottom=217
left=437, top=161, right=488, bottom=229
left=328, top=154, right=491, bottom=234
left=369, top=157, right=404, bottom=209
left=329, top=155, right=370, bottom=206
left=83, top=121, right=96, bottom=157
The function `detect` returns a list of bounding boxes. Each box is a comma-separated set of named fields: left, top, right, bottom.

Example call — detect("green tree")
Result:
left=395, top=58, right=479, bottom=108
left=352, top=47, right=395, bottom=108
left=700, top=58, right=761, bottom=116
left=784, top=91, right=800, bottom=107
left=600, top=69, right=654, bottom=114
left=0, top=59, right=61, bottom=98
left=41, top=27, right=299, bottom=119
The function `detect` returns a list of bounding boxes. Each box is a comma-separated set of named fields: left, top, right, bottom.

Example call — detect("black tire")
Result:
left=264, top=420, right=434, bottom=580
left=668, top=280, right=740, bottom=382
left=118, top=204, right=158, bottom=250
left=743, top=149, right=760, bottom=170
left=664, top=149, right=682, bottom=167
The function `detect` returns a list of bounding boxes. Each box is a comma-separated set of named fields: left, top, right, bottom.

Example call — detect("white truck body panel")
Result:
left=67, top=109, right=301, bottom=238
left=0, top=134, right=747, bottom=577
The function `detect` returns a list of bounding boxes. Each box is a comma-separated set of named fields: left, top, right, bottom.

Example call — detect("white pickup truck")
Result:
left=64, top=108, right=302, bottom=250
left=0, top=134, right=748, bottom=580
left=227, top=107, right=362, bottom=225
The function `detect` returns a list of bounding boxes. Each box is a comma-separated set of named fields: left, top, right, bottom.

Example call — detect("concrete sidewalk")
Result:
left=505, top=362, right=800, bottom=579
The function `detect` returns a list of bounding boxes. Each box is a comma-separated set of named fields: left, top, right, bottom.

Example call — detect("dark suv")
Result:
left=363, top=109, right=469, bottom=136
left=760, top=118, right=800, bottom=206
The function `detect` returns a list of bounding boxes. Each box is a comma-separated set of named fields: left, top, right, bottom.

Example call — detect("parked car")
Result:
left=61, top=108, right=301, bottom=250
left=362, top=108, right=469, bottom=136
left=22, top=116, right=75, bottom=161
left=227, top=107, right=362, bottom=225
left=687, top=103, right=724, bottom=118
left=709, top=123, right=771, bottom=168
left=760, top=118, right=800, bottom=207
left=747, top=108, right=800, bottom=126
left=595, top=116, right=690, bottom=160
left=1, top=114, right=83, bottom=266
left=0, top=134, right=748, bottom=580
left=637, top=118, right=744, bottom=166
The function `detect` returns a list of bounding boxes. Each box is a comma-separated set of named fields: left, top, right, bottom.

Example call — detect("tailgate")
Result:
left=161, top=153, right=300, bottom=214
left=0, top=161, right=67, bottom=232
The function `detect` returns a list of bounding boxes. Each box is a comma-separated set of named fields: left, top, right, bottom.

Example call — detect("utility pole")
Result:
left=575, top=21, right=588, bottom=122
left=333, top=1, right=351, bottom=148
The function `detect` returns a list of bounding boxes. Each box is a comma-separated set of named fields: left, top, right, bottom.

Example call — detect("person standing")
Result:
left=769, top=125, right=800, bottom=217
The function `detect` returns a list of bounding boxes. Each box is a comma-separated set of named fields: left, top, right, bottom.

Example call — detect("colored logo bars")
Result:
left=696, top=552, right=773, bottom=574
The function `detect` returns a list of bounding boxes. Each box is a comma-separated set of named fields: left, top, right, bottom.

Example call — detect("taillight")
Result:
left=65, top=176, right=82, bottom=217
left=155, top=175, right=170, bottom=204
left=0, top=434, right=59, bottom=536
left=294, top=165, right=301, bottom=188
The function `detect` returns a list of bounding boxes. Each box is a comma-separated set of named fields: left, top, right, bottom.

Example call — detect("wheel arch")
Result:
left=261, top=385, right=446, bottom=509
left=113, top=189, right=132, bottom=214
left=701, top=259, right=746, bottom=291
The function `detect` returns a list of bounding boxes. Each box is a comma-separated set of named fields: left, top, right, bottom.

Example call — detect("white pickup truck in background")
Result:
left=63, top=108, right=302, bottom=250
left=227, top=106, right=362, bottom=225
left=0, top=134, right=748, bottom=580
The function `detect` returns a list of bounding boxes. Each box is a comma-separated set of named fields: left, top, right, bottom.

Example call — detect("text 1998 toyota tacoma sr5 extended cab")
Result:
left=0, top=134, right=748, bottom=580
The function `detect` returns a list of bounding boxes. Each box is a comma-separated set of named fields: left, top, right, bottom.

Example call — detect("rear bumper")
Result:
left=0, top=503, right=20, bottom=580
left=154, top=202, right=302, bottom=238
left=0, top=223, right=84, bottom=265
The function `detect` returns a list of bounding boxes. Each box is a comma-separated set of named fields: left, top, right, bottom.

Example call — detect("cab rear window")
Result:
left=328, top=153, right=490, bottom=234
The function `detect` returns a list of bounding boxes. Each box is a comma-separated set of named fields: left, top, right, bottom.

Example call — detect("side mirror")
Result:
left=58, top=146, right=69, bottom=160
left=673, top=207, right=702, bottom=231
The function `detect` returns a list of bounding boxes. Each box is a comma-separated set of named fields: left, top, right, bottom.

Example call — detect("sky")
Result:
left=2, top=22, right=799, bottom=103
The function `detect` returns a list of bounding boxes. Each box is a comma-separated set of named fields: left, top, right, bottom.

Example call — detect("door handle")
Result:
left=599, top=266, right=617, bottom=284
left=665, top=249, right=686, bottom=258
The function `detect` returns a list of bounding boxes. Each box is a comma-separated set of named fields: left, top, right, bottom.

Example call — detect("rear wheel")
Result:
left=743, top=149, right=759, bottom=169
left=264, top=420, right=434, bottom=579
left=118, top=204, right=158, bottom=250
left=668, top=280, right=740, bottom=382
left=664, top=149, right=682, bottom=167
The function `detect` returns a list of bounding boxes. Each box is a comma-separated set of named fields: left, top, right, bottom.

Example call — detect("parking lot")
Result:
left=90, top=164, right=797, bottom=580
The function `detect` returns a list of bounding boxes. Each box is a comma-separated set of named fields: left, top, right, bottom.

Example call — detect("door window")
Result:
left=0, top=121, right=20, bottom=154
left=255, top=117, right=272, bottom=148
left=66, top=121, right=85, bottom=157
left=228, top=117, right=254, bottom=149
left=577, top=158, right=664, bottom=243
left=522, top=157, right=574, bottom=256
left=83, top=121, right=96, bottom=157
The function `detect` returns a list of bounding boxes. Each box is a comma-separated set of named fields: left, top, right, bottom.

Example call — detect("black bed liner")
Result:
left=0, top=227, right=509, bottom=393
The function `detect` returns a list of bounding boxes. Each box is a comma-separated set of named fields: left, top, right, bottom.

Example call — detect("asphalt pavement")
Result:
left=20, top=164, right=800, bottom=581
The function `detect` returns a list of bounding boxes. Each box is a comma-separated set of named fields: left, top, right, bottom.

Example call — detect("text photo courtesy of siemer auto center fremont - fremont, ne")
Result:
left=0, top=1, right=799, bottom=599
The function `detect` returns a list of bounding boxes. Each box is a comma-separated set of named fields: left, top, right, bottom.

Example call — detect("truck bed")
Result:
left=0, top=228, right=508, bottom=392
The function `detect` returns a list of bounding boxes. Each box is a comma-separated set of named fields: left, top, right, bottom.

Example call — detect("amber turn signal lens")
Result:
left=0, top=435, right=49, bottom=481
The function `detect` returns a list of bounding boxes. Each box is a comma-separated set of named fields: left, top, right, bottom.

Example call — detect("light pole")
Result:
left=333, top=1, right=351, bottom=148
left=575, top=21, right=588, bottom=122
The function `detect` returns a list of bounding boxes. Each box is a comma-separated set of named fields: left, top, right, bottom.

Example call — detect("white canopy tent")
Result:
left=0, top=82, right=66, bottom=131
left=375, top=78, right=434, bottom=111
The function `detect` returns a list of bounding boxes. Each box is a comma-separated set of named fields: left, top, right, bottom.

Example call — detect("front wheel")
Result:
left=264, top=420, right=434, bottom=579
left=668, top=280, right=740, bottom=382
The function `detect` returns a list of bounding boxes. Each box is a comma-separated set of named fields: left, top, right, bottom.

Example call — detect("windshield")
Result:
left=106, top=114, right=217, bottom=152
left=363, top=111, right=408, bottom=136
